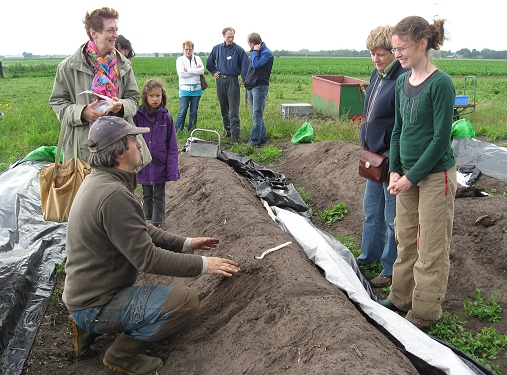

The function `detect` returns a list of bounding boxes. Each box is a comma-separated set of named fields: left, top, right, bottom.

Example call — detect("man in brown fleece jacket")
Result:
left=63, top=116, right=240, bottom=375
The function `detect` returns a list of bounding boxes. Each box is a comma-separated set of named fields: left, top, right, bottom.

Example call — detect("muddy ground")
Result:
left=22, top=140, right=507, bottom=375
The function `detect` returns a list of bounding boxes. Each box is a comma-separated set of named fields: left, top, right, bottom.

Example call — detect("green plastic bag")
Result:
left=452, top=119, right=476, bottom=139
left=291, top=122, right=314, bottom=143
left=20, top=146, right=63, bottom=163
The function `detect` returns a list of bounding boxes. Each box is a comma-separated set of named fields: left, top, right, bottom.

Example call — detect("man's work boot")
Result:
left=69, top=316, right=100, bottom=358
left=103, top=332, right=163, bottom=375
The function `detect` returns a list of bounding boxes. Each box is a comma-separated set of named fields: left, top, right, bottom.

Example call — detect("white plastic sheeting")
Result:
left=265, top=202, right=475, bottom=375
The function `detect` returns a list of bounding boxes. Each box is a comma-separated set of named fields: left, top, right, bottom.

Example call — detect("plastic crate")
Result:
left=455, top=95, right=469, bottom=106
left=281, top=103, right=313, bottom=119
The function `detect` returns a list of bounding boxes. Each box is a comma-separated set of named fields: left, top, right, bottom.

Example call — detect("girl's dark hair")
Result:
left=83, top=7, right=119, bottom=40
left=393, top=16, right=446, bottom=51
left=116, top=35, right=135, bottom=59
left=141, top=79, right=167, bottom=110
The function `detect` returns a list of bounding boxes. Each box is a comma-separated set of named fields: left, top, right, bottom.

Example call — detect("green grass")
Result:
left=1, top=57, right=506, bottom=172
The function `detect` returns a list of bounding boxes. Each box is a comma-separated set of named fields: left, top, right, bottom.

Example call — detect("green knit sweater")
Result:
left=390, top=70, right=456, bottom=185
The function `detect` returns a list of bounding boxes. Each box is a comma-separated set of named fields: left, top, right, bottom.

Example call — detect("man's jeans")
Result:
left=175, top=95, right=201, bottom=132
left=247, top=85, right=268, bottom=146
left=71, top=285, right=184, bottom=342
left=357, top=151, right=397, bottom=277
left=142, top=183, right=166, bottom=225
left=216, top=76, right=240, bottom=138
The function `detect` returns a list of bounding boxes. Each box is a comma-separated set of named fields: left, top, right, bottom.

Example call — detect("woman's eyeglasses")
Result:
left=391, top=44, right=415, bottom=54
left=103, top=28, right=119, bottom=35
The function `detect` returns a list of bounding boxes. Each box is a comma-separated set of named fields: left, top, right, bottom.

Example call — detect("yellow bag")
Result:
left=39, top=131, right=91, bottom=222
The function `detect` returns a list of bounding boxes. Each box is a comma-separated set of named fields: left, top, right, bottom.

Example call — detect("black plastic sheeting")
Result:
left=0, top=160, right=67, bottom=375
left=0, top=147, right=499, bottom=375
left=218, top=150, right=312, bottom=219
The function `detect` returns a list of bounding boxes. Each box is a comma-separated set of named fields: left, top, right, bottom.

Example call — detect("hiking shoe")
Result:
left=70, top=316, right=100, bottom=358
left=230, top=137, right=239, bottom=144
left=369, top=275, right=392, bottom=288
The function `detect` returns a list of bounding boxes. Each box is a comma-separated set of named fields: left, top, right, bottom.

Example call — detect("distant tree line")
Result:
left=4, top=49, right=506, bottom=60
left=270, top=48, right=507, bottom=59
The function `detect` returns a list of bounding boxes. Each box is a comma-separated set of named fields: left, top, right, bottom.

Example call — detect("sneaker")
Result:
left=369, top=275, right=392, bottom=288
left=70, top=316, right=100, bottom=358
left=230, top=137, right=239, bottom=144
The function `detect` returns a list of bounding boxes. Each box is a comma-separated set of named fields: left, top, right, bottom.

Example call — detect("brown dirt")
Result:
left=22, top=140, right=507, bottom=375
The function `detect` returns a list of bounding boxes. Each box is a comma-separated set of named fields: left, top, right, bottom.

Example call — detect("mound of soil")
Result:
left=23, top=140, right=507, bottom=375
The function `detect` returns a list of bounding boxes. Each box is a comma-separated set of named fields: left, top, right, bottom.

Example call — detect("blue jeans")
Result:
left=142, top=183, right=165, bottom=225
left=247, top=85, right=269, bottom=146
left=175, top=95, right=201, bottom=132
left=71, top=285, right=196, bottom=341
left=358, top=156, right=397, bottom=277
left=216, top=76, right=240, bottom=138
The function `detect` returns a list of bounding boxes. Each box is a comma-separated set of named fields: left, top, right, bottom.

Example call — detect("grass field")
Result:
left=1, top=56, right=506, bottom=171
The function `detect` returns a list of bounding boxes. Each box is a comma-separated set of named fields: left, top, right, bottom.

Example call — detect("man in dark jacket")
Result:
left=244, top=33, right=274, bottom=147
left=64, top=116, right=240, bottom=375
left=206, top=27, right=249, bottom=144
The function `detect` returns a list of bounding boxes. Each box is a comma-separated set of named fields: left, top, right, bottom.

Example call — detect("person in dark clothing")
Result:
left=65, top=116, right=240, bottom=375
left=115, top=35, right=135, bottom=60
left=357, top=25, right=409, bottom=288
left=244, top=33, right=274, bottom=147
left=206, top=27, right=249, bottom=144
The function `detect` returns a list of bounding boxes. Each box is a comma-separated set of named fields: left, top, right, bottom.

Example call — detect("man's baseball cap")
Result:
left=88, top=116, right=149, bottom=152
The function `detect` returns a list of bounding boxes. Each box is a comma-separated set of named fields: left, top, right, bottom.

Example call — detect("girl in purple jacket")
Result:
left=134, top=79, right=180, bottom=227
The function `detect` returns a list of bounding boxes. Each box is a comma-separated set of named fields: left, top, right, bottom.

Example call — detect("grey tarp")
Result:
left=0, top=160, right=67, bottom=375
left=452, top=137, right=507, bottom=183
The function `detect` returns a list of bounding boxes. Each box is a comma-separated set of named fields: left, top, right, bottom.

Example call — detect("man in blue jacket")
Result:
left=243, top=33, right=274, bottom=147
left=206, top=27, right=249, bottom=144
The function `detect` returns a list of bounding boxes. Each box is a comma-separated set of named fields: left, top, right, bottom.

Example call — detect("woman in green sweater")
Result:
left=380, top=16, right=457, bottom=329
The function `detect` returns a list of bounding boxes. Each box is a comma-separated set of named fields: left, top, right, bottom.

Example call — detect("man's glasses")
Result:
left=103, top=28, right=119, bottom=35
left=391, top=44, right=415, bottom=54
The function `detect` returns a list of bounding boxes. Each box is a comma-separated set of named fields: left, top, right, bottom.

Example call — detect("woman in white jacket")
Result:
left=175, top=40, right=205, bottom=132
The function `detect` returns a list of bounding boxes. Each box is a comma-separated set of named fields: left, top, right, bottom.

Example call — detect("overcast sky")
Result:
left=1, top=0, right=503, bottom=56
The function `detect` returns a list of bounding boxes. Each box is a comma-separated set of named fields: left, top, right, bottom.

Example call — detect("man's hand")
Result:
left=206, top=257, right=240, bottom=277
left=191, top=237, right=219, bottom=250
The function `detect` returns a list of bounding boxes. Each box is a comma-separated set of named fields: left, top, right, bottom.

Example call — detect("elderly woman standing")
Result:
left=357, top=25, right=409, bottom=288
left=175, top=40, right=204, bottom=132
left=49, top=7, right=142, bottom=164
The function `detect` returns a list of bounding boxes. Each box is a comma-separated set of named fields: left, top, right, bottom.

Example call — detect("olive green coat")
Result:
left=49, top=43, right=142, bottom=163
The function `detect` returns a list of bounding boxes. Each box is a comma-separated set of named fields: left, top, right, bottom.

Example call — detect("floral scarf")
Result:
left=85, top=41, right=119, bottom=98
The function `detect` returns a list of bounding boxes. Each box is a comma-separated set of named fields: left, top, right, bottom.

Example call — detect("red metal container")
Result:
left=312, top=75, right=368, bottom=118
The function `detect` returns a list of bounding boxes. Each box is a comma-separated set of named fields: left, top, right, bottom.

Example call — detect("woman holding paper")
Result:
left=49, top=7, right=141, bottom=163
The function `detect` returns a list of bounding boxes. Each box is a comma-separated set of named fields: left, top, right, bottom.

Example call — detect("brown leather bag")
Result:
left=199, top=74, right=208, bottom=90
left=358, top=149, right=389, bottom=184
